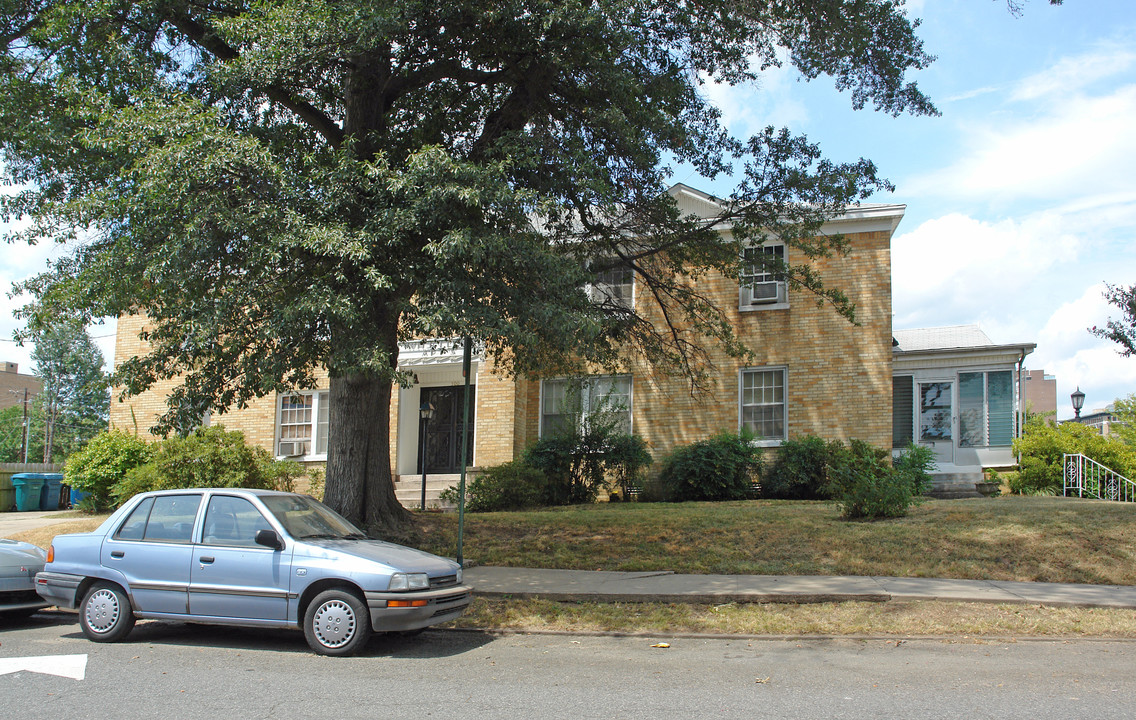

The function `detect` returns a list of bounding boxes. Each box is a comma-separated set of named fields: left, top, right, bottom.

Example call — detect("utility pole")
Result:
left=21, top=388, right=29, bottom=464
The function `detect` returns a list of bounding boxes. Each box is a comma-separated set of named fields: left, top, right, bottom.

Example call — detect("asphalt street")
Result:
left=2, top=610, right=1135, bottom=719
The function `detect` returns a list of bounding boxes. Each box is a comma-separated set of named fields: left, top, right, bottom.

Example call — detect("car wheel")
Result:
left=80, top=582, right=136, bottom=643
left=303, top=589, right=372, bottom=656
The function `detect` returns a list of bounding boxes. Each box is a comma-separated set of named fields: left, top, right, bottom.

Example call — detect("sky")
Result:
left=690, top=0, right=1136, bottom=419
left=2, top=0, right=1135, bottom=421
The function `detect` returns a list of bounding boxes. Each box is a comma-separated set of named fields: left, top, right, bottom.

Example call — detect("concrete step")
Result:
left=927, top=472, right=985, bottom=499
left=394, top=474, right=462, bottom=510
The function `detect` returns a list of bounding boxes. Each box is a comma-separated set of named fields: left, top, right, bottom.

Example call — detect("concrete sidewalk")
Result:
left=464, top=567, right=1136, bottom=610
left=0, top=510, right=87, bottom=537
left=6, top=511, right=1136, bottom=610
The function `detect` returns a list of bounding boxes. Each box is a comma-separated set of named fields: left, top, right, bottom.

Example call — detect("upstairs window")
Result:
left=740, top=244, right=787, bottom=309
left=588, top=263, right=634, bottom=310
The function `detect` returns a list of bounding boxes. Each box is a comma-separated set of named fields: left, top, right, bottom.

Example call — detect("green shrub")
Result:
left=892, top=442, right=937, bottom=496
left=654, top=431, right=762, bottom=502
left=827, top=440, right=918, bottom=520
left=441, top=460, right=550, bottom=512
left=523, top=429, right=652, bottom=506
left=763, top=435, right=844, bottom=499
left=64, top=429, right=152, bottom=511
left=1011, top=416, right=1136, bottom=495
left=606, top=433, right=653, bottom=500
left=111, top=425, right=299, bottom=506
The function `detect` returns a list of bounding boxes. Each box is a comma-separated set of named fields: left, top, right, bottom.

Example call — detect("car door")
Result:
left=101, top=494, right=201, bottom=615
left=188, top=494, right=291, bottom=621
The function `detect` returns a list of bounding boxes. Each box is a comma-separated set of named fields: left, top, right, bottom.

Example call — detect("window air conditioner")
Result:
left=748, top=281, right=782, bottom=305
left=278, top=441, right=303, bottom=457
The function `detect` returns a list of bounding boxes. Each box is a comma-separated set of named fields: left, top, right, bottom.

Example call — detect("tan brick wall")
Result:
left=110, top=225, right=893, bottom=471
left=109, top=314, right=291, bottom=454
left=517, top=228, right=894, bottom=464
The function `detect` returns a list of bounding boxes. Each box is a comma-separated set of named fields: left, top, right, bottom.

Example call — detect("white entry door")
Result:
left=919, top=381, right=954, bottom=466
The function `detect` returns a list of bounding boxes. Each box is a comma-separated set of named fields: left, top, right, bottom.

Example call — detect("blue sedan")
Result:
left=36, top=488, right=472, bottom=656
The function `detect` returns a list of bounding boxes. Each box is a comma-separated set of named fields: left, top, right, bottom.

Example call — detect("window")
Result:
left=540, top=375, right=632, bottom=436
left=203, top=495, right=274, bottom=547
left=740, top=368, right=786, bottom=444
left=893, top=376, right=914, bottom=448
left=589, top=264, right=634, bottom=309
left=277, top=391, right=330, bottom=457
left=112, top=495, right=202, bottom=543
left=739, top=244, right=787, bottom=309
left=959, top=371, right=1014, bottom=447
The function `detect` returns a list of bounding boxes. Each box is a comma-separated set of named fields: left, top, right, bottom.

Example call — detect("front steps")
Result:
left=394, top=473, right=462, bottom=510
left=927, top=472, right=985, bottom=499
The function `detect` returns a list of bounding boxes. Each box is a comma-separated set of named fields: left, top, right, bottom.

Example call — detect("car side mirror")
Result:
left=254, top=529, right=285, bottom=551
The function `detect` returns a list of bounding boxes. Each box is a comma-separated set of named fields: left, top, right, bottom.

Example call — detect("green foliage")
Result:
left=1113, top=393, right=1136, bottom=448
left=653, top=431, right=762, bottom=503
left=305, top=466, right=326, bottom=501
left=0, top=0, right=940, bottom=526
left=64, top=430, right=152, bottom=510
left=892, top=442, right=937, bottom=496
left=606, top=433, right=653, bottom=501
left=827, top=440, right=919, bottom=520
left=1011, top=416, right=1136, bottom=495
left=522, top=424, right=651, bottom=506
left=112, top=425, right=301, bottom=506
left=1091, top=283, right=1136, bottom=358
left=763, top=436, right=845, bottom=499
left=440, top=461, right=551, bottom=513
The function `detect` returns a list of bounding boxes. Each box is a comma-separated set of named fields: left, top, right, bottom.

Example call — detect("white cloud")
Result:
left=1011, top=47, right=1136, bottom=101
left=906, top=85, right=1136, bottom=203
left=1033, top=284, right=1136, bottom=414
left=702, top=49, right=811, bottom=138
left=892, top=210, right=1082, bottom=328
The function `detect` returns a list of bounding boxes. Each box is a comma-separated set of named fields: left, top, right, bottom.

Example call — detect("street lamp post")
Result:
left=419, top=401, right=435, bottom=510
left=1071, top=387, right=1086, bottom=421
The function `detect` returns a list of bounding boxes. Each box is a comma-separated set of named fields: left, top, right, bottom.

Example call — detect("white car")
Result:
left=36, top=489, right=472, bottom=655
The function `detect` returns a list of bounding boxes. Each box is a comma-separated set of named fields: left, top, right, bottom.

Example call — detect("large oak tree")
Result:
left=1, top=0, right=1054, bottom=530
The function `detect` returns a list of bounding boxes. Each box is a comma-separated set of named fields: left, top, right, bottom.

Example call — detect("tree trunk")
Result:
left=323, top=372, right=413, bottom=534
left=321, top=317, right=413, bottom=535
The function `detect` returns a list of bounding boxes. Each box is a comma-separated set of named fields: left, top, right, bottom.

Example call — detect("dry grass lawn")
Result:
left=406, top=496, right=1136, bottom=586
left=13, top=496, right=1136, bottom=639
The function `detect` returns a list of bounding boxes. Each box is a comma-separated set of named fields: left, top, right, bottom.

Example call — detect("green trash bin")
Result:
left=40, top=474, right=64, bottom=511
left=11, top=474, right=46, bottom=512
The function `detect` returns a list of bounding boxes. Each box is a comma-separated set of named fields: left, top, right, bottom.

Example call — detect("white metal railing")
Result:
left=1063, top=454, right=1136, bottom=502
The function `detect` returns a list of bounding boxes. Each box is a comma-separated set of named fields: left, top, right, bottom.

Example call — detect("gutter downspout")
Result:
left=1016, top=351, right=1026, bottom=465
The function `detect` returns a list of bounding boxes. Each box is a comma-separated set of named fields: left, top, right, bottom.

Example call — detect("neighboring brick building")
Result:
left=0, top=362, right=43, bottom=411
left=109, top=185, right=905, bottom=505
left=1019, top=369, right=1057, bottom=418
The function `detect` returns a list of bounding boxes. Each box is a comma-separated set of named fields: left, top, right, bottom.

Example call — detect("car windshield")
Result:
left=260, top=495, right=367, bottom=540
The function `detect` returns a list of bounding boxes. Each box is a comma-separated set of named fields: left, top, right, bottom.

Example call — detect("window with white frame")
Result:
left=739, top=244, right=787, bottom=309
left=588, top=263, right=634, bottom=310
left=740, top=368, right=786, bottom=444
left=541, top=375, right=632, bottom=436
left=277, top=391, right=330, bottom=457
left=959, top=370, right=1013, bottom=447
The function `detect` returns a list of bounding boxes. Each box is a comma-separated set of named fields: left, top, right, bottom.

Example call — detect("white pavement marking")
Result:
left=0, top=654, right=88, bottom=680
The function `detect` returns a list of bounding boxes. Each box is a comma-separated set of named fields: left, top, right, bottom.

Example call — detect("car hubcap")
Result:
left=312, top=599, right=357, bottom=648
left=85, top=589, right=120, bottom=633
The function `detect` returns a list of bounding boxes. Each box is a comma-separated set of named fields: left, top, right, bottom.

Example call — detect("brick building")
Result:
left=0, top=362, right=43, bottom=411
left=109, top=185, right=906, bottom=505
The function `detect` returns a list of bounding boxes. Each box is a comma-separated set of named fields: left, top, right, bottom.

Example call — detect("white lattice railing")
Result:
left=1064, top=454, right=1136, bottom=502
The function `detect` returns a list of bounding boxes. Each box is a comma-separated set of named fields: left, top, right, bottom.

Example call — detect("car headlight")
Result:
left=388, top=572, right=429, bottom=591
left=455, top=566, right=462, bottom=585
